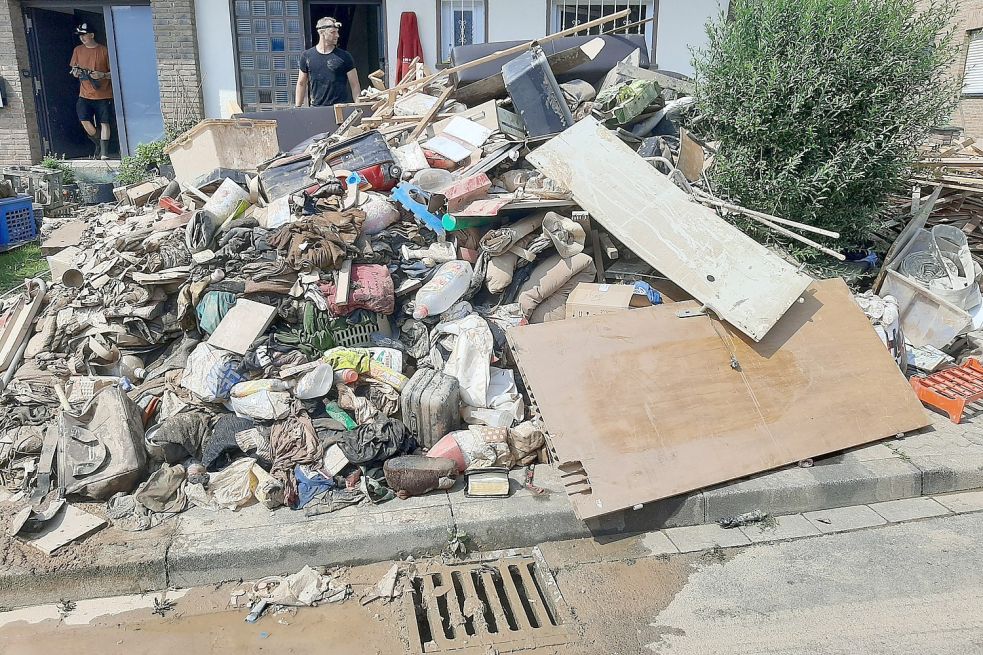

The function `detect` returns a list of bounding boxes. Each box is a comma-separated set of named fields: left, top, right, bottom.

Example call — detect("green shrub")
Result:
left=114, top=119, right=198, bottom=186
left=692, top=0, right=959, bottom=258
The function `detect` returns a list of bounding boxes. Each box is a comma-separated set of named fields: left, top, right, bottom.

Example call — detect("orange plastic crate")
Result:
left=910, top=358, right=983, bottom=424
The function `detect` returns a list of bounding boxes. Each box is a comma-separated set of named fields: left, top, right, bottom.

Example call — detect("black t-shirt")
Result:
left=300, top=47, right=355, bottom=106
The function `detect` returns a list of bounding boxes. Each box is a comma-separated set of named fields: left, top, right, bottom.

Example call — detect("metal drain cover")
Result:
left=404, top=550, right=573, bottom=653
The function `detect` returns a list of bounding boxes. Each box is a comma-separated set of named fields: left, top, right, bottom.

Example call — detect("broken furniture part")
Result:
left=208, top=299, right=278, bottom=356
left=879, top=269, right=973, bottom=349
left=910, top=358, right=983, bottom=424
left=465, top=467, right=512, bottom=497
left=506, top=278, right=929, bottom=520
left=527, top=116, right=812, bottom=342
left=455, top=37, right=607, bottom=106
left=0, top=278, right=47, bottom=377
left=502, top=46, right=574, bottom=139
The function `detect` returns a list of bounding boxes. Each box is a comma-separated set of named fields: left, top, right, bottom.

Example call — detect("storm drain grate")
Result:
left=404, top=553, right=572, bottom=653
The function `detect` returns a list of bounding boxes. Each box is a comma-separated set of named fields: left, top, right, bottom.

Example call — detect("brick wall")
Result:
left=151, top=0, right=204, bottom=128
left=0, top=0, right=41, bottom=166
left=946, top=1, right=983, bottom=138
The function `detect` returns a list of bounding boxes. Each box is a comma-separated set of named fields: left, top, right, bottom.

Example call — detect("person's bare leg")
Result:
left=81, top=120, right=99, bottom=157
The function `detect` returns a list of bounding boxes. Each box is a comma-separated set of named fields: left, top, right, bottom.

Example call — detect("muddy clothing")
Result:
left=300, top=47, right=354, bottom=106
left=70, top=44, right=113, bottom=100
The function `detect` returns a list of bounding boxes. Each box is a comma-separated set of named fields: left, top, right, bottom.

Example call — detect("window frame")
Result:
left=547, top=1, right=657, bottom=56
left=962, top=29, right=983, bottom=98
left=435, top=0, right=489, bottom=67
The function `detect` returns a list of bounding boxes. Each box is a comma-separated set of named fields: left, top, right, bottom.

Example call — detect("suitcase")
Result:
left=258, top=152, right=315, bottom=203
left=502, top=46, right=574, bottom=139
left=322, top=130, right=402, bottom=192
left=400, top=368, right=462, bottom=449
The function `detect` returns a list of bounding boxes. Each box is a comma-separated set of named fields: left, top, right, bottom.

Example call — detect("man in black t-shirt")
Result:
left=295, top=17, right=361, bottom=107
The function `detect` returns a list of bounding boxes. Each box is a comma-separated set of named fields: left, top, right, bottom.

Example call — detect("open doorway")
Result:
left=23, top=2, right=164, bottom=161
left=308, top=1, right=385, bottom=89
left=25, top=7, right=119, bottom=159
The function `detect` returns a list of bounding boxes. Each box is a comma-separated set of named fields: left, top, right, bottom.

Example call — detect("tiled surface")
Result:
left=869, top=497, right=951, bottom=523
left=934, top=490, right=983, bottom=514
left=739, top=514, right=821, bottom=543
left=664, top=524, right=751, bottom=553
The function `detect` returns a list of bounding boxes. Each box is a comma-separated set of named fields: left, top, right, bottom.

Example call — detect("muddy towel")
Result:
left=267, top=210, right=364, bottom=271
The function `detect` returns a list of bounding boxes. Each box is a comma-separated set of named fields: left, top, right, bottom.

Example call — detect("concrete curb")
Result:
left=4, top=418, right=982, bottom=608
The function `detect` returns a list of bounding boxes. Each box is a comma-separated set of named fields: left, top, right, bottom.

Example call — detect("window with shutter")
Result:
left=963, top=30, right=983, bottom=96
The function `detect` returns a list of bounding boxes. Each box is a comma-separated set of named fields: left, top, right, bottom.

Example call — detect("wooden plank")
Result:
left=335, top=259, right=352, bottom=307
left=506, top=278, right=930, bottom=520
left=526, top=117, right=812, bottom=342
left=676, top=128, right=705, bottom=182
left=409, top=84, right=456, bottom=141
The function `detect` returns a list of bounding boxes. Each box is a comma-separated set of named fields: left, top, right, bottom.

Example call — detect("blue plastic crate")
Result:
left=0, top=195, right=37, bottom=246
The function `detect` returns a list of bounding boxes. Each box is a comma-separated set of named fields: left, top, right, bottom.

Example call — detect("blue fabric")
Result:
left=196, top=291, right=238, bottom=334
left=632, top=281, right=663, bottom=306
left=294, top=464, right=335, bottom=509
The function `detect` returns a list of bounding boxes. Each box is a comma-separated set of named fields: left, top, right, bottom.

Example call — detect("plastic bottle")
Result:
left=412, top=260, right=473, bottom=320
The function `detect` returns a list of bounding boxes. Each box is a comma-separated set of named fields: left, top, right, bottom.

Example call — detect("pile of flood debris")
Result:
left=0, top=9, right=976, bottom=554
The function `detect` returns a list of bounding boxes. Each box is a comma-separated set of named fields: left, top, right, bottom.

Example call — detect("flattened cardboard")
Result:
left=208, top=299, right=277, bottom=355
left=507, top=278, right=929, bottom=520
left=565, top=283, right=650, bottom=319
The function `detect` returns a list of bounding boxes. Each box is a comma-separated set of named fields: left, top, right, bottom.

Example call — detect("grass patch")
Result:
left=0, top=243, right=48, bottom=294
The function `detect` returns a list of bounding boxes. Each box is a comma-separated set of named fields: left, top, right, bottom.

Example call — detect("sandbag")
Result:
left=517, top=253, right=596, bottom=323
left=59, top=384, right=148, bottom=500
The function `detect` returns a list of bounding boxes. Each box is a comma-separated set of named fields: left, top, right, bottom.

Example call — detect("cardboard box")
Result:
left=565, top=283, right=651, bottom=319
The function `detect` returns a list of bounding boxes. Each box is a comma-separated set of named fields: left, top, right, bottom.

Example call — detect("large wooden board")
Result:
left=526, top=117, right=812, bottom=341
left=507, top=278, right=929, bottom=520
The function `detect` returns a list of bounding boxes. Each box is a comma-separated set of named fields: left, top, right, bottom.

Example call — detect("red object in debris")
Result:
left=396, top=12, right=424, bottom=85
left=910, top=358, right=983, bottom=424
left=336, top=163, right=399, bottom=192
left=423, top=150, right=457, bottom=170
left=427, top=432, right=466, bottom=473
left=142, top=396, right=161, bottom=428
left=158, top=196, right=183, bottom=214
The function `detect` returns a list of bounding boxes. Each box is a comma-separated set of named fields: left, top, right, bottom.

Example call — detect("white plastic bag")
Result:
left=230, top=389, right=292, bottom=421
left=181, top=343, right=244, bottom=402
left=207, top=458, right=258, bottom=510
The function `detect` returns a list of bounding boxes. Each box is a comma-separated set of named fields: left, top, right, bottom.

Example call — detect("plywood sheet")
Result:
left=526, top=117, right=811, bottom=341
left=507, top=278, right=929, bottom=520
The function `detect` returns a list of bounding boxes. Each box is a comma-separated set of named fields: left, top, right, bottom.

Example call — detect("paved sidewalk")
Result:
left=2, top=409, right=981, bottom=608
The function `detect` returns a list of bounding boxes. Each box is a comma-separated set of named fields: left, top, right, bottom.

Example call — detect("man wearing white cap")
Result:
left=295, top=17, right=361, bottom=107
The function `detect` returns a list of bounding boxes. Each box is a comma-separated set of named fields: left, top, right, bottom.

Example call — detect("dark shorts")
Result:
left=76, top=97, right=113, bottom=125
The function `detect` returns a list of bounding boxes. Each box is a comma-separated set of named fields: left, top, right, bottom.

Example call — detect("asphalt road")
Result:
left=2, top=511, right=982, bottom=654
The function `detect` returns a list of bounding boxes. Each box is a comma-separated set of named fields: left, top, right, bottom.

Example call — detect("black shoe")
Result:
left=88, top=134, right=100, bottom=159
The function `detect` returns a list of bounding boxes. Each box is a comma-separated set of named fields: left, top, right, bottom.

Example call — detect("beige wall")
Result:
left=932, top=0, right=983, bottom=138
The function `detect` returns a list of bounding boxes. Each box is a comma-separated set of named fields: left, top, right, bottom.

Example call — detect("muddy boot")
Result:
left=88, top=134, right=100, bottom=159
left=99, top=139, right=110, bottom=161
